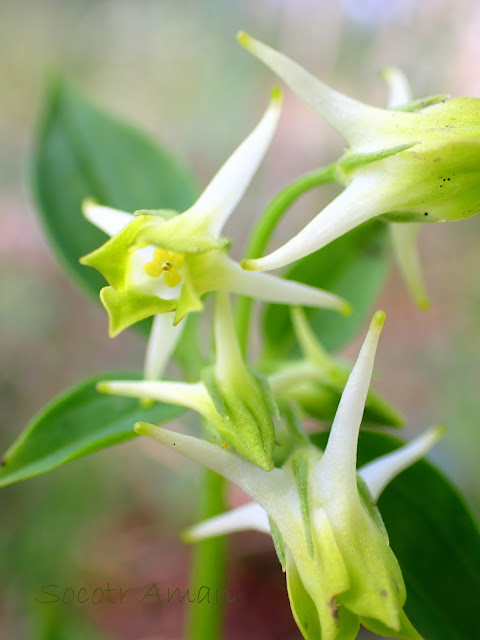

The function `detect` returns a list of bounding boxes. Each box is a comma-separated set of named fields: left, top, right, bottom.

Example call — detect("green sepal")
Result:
left=100, top=286, right=176, bottom=337
left=80, top=215, right=148, bottom=291
left=201, top=367, right=227, bottom=418
left=269, top=517, right=287, bottom=570
left=248, top=367, right=280, bottom=420
left=209, top=377, right=275, bottom=471
left=332, top=506, right=406, bottom=630
left=392, top=94, right=450, bottom=112
left=337, top=143, right=417, bottom=178
left=285, top=552, right=323, bottom=640
left=360, top=611, right=422, bottom=640
left=140, top=223, right=230, bottom=255
left=289, top=449, right=314, bottom=555
left=356, top=475, right=389, bottom=541
left=133, top=208, right=179, bottom=219
left=174, top=266, right=204, bottom=324
left=199, top=371, right=276, bottom=471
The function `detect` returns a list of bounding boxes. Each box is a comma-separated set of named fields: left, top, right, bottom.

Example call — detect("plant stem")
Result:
left=185, top=469, right=227, bottom=640
left=236, top=164, right=339, bottom=356
left=176, top=318, right=227, bottom=640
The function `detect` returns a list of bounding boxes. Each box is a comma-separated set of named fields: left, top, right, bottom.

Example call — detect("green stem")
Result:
left=235, top=164, right=339, bottom=356
left=174, top=318, right=227, bottom=640
left=185, top=469, right=227, bottom=640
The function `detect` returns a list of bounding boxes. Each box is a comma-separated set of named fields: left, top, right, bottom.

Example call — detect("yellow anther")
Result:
left=144, top=261, right=164, bottom=277
left=163, top=268, right=182, bottom=287
left=144, top=248, right=185, bottom=287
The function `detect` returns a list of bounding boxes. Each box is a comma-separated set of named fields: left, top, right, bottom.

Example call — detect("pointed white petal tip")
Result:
left=371, top=310, right=386, bottom=331
left=380, top=67, right=407, bottom=84
left=134, top=421, right=155, bottom=437
left=359, top=424, right=446, bottom=501
left=82, top=196, right=97, bottom=212
left=237, top=30, right=253, bottom=50
left=96, top=382, right=111, bottom=394
left=341, top=300, right=353, bottom=316
left=82, top=199, right=135, bottom=236
left=327, top=296, right=352, bottom=316
left=240, top=258, right=262, bottom=272
left=380, top=67, right=412, bottom=109
left=416, top=295, right=431, bottom=311
left=182, top=503, right=270, bottom=543
left=270, top=85, right=283, bottom=106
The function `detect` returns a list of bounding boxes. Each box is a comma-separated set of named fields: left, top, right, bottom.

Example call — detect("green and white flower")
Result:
left=239, top=33, right=480, bottom=307
left=80, top=88, right=349, bottom=337
left=82, top=202, right=186, bottom=381
left=132, top=311, right=443, bottom=639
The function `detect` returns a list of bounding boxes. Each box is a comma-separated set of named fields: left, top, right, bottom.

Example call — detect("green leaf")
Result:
left=0, top=372, right=184, bottom=487
left=263, top=220, right=390, bottom=358
left=310, top=430, right=480, bottom=640
left=32, top=77, right=198, bottom=333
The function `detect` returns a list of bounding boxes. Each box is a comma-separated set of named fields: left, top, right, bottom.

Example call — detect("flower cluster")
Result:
left=132, top=313, right=442, bottom=640
left=76, top=33, right=467, bottom=640
left=238, top=32, right=480, bottom=307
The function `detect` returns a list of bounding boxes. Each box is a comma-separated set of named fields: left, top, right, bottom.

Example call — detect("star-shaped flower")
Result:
left=80, top=88, right=349, bottom=337
left=132, top=311, right=443, bottom=639
left=238, top=33, right=480, bottom=308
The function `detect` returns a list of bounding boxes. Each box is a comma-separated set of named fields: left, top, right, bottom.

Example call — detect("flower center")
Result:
left=144, top=248, right=185, bottom=287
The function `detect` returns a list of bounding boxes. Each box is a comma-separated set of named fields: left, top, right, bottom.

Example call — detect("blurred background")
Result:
left=1, top=0, right=480, bottom=638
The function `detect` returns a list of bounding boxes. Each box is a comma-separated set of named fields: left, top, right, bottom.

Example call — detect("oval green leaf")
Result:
left=32, top=78, right=198, bottom=320
left=263, top=220, right=391, bottom=358
left=310, top=430, right=480, bottom=640
left=0, top=372, right=184, bottom=487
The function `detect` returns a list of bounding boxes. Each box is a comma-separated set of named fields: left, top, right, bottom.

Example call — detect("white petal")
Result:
left=213, top=292, right=244, bottom=380
left=238, top=32, right=406, bottom=149
left=381, top=67, right=413, bottom=109
left=134, top=422, right=294, bottom=521
left=219, top=257, right=351, bottom=314
left=182, top=88, right=282, bottom=236
left=241, top=176, right=384, bottom=272
left=316, top=312, right=385, bottom=496
left=98, top=379, right=212, bottom=416
left=184, top=503, right=270, bottom=542
left=391, top=223, right=430, bottom=310
left=359, top=425, right=445, bottom=501
left=144, top=312, right=185, bottom=381
left=82, top=200, right=135, bottom=236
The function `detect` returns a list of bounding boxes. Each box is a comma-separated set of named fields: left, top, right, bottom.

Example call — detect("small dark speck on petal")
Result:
left=329, top=596, right=340, bottom=620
